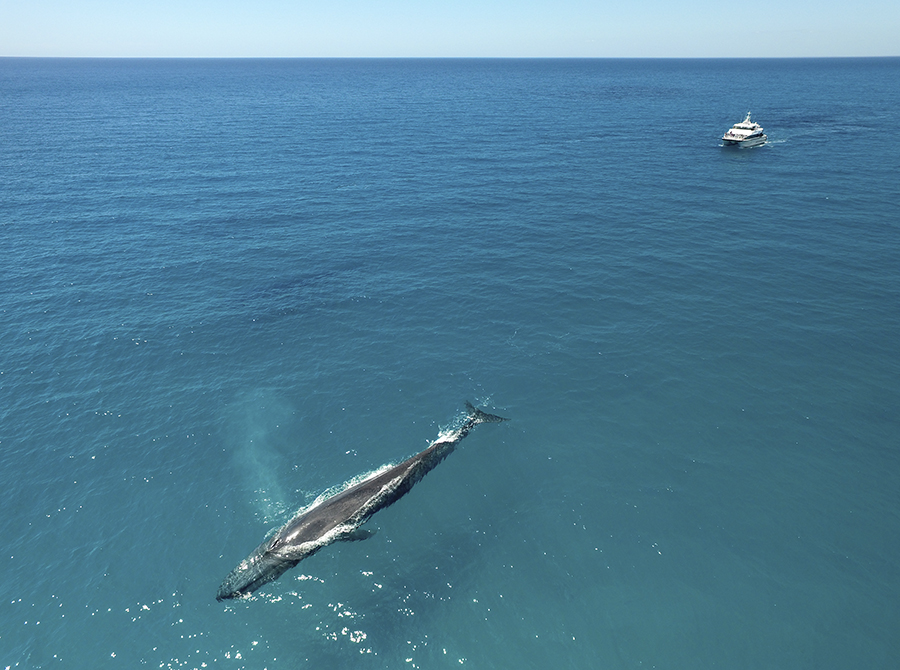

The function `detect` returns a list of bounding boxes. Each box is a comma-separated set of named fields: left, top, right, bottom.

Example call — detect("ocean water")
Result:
left=1, top=58, right=899, bottom=669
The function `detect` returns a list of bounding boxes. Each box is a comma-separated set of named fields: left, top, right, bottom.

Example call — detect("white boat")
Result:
left=722, top=112, right=767, bottom=147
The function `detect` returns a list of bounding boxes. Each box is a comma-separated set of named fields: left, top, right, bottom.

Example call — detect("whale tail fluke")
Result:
left=465, top=401, right=508, bottom=424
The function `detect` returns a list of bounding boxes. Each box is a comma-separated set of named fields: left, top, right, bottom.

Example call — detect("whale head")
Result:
left=216, top=536, right=303, bottom=601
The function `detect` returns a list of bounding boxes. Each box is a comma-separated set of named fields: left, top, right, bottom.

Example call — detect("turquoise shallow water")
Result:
left=1, top=58, right=899, bottom=668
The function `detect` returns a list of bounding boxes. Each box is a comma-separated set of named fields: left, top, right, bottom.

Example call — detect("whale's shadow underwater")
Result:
left=217, top=402, right=507, bottom=601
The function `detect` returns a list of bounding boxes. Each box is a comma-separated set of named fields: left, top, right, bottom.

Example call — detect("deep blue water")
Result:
left=1, top=58, right=899, bottom=669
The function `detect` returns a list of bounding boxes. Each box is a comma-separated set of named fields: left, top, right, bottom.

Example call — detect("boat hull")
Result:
left=722, top=134, right=767, bottom=148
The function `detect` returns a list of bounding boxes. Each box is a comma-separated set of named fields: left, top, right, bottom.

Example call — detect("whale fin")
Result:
left=340, top=528, right=377, bottom=542
left=465, top=401, right=508, bottom=424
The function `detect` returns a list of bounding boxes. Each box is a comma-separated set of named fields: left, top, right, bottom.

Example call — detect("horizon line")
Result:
left=3, top=54, right=899, bottom=60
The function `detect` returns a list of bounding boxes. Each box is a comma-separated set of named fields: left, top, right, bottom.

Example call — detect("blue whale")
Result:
left=216, top=402, right=507, bottom=601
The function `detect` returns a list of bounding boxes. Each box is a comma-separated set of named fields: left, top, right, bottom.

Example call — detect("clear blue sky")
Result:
left=1, top=0, right=898, bottom=57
